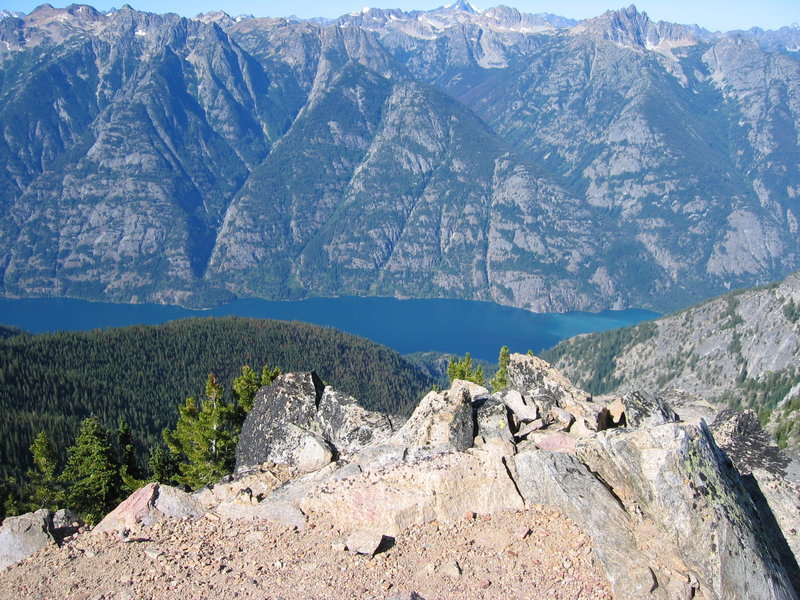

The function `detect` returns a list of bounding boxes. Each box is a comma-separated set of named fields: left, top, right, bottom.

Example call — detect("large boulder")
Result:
left=236, top=372, right=324, bottom=469
left=93, top=482, right=204, bottom=535
left=0, top=508, right=82, bottom=570
left=0, top=509, right=56, bottom=571
left=391, top=385, right=473, bottom=452
left=711, top=410, right=800, bottom=593
left=236, top=372, right=399, bottom=471
left=611, top=390, right=680, bottom=428
left=575, top=422, right=797, bottom=600
left=316, top=387, right=398, bottom=455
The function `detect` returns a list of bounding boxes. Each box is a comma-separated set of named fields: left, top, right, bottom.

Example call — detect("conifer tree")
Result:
left=26, top=431, right=61, bottom=510
left=163, top=375, right=238, bottom=489
left=233, top=366, right=260, bottom=414
left=147, top=444, right=178, bottom=485
left=0, top=477, right=24, bottom=522
left=117, top=419, right=143, bottom=494
left=490, top=346, right=511, bottom=392
left=260, top=365, right=281, bottom=387
left=60, top=417, right=122, bottom=524
left=447, top=353, right=485, bottom=385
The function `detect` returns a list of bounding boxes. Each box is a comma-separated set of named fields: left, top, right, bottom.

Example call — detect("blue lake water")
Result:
left=0, top=296, right=658, bottom=362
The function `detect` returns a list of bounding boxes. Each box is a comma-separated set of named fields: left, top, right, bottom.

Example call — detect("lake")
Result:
left=0, top=296, right=658, bottom=362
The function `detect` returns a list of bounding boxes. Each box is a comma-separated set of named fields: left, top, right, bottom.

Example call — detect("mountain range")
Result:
left=0, top=3, right=799, bottom=311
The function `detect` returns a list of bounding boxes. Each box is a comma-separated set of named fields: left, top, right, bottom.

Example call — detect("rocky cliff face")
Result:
left=0, top=4, right=799, bottom=311
left=4, top=355, right=797, bottom=600
left=545, top=270, right=800, bottom=446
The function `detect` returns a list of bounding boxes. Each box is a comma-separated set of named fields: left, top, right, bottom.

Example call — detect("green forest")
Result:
left=0, top=317, right=436, bottom=484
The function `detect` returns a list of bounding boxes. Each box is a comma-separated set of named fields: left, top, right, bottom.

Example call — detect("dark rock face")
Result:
left=236, top=372, right=325, bottom=469
left=235, top=372, right=398, bottom=471
left=711, top=410, right=800, bottom=594
left=475, top=397, right=514, bottom=442
left=712, top=410, right=790, bottom=476
left=618, top=390, right=680, bottom=428
left=317, top=388, right=400, bottom=455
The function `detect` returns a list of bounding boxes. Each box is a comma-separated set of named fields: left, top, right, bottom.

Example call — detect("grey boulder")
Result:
left=575, top=422, right=797, bottom=600
left=0, top=509, right=56, bottom=571
left=391, top=385, right=473, bottom=451
left=236, top=372, right=400, bottom=471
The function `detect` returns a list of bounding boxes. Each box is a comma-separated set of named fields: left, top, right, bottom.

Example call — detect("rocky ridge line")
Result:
left=2, top=353, right=799, bottom=599
left=548, top=270, right=800, bottom=446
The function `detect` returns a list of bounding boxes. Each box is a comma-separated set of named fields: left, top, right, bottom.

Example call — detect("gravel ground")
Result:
left=0, top=506, right=612, bottom=600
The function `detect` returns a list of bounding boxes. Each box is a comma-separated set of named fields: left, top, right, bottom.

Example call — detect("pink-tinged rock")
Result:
left=515, top=419, right=545, bottom=439
left=299, top=448, right=524, bottom=536
left=534, top=432, right=577, bottom=453
left=93, top=483, right=160, bottom=535
left=93, top=483, right=203, bottom=535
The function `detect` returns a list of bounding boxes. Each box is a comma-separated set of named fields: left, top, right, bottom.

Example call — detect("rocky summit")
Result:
left=1, top=354, right=798, bottom=600
left=0, top=4, right=799, bottom=311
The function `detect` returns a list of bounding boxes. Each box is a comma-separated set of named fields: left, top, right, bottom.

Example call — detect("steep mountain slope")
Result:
left=0, top=5, right=298, bottom=306
left=0, top=4, right=799, bottom=312
left=342, top=4, right=800, bottom=310
left=543, top=271, right=800, bottom=446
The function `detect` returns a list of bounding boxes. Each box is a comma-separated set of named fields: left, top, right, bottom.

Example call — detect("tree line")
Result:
left=1, top=365, right=280, bottom=523
left=0, top=317, right=435, bottom=483
left=2, top=343, right=513, bottom=524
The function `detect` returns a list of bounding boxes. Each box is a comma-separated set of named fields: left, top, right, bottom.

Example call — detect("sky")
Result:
left=1, top=0, right=798, bottom=32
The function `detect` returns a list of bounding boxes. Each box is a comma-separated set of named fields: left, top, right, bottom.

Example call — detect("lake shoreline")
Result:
left=0, top=296, right=659, bottom=362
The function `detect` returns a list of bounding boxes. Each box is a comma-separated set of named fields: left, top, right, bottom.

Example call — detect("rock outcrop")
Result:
left=513, top=450, right=667, bottom=598
left=576, top=422, right=794, bottom=599
left=547, top=271, right=800, bottom=447
left=235, top=372, right=399, bottom=471
left=54, top=356, right=800, bottom=599
left=711, top=410, right=800, bottom=592
left=390, top=383, right=474, bottom=452
left=93, top=482, right=204, bottom=536
left=0, top=509, right=83, bottom=570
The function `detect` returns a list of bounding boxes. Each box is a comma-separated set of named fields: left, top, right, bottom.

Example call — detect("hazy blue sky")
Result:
left=2, top=1, right=799, bottom=32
